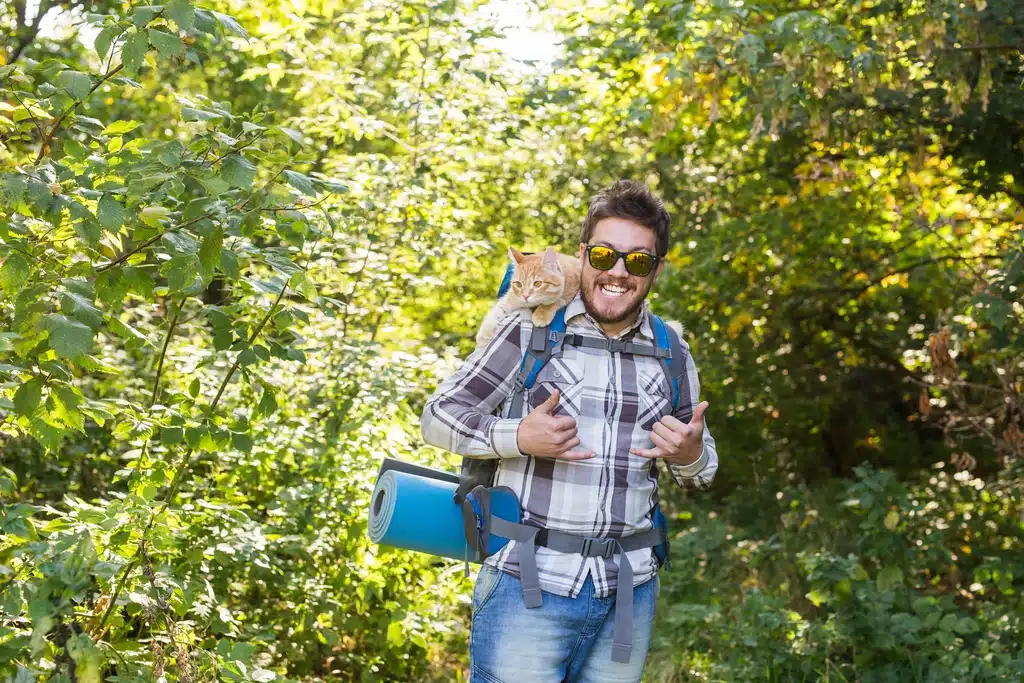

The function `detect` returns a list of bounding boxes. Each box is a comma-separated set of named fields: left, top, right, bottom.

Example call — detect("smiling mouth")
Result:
left=599, top=284, right=630, bottom=298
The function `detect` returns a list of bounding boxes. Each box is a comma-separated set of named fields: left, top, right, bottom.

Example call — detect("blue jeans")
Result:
left=470, top=564, right=660, bottom=683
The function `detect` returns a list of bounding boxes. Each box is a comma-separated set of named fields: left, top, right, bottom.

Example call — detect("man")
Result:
left=421, top=180, right=718, bottom=682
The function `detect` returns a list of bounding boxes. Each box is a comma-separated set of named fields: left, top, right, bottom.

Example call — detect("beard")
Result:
left=580, top=270, right=655, bottom=326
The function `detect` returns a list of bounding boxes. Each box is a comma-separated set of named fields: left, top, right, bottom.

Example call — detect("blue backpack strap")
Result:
left=647, top=312, right=689, bottom=571
left=496, top=261, right=515, bottom=299
left=648, top=313, right=684, bottom=410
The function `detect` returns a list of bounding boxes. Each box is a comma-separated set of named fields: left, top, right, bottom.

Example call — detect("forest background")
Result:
left=1, top=0, right=1022, bottom=681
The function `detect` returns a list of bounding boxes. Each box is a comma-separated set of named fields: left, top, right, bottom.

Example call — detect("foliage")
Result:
left=1, top=0, right=1022, bottom=681
left=648, top=464, right=1024, bottom=682
left=536, top=0, right=1024, bottom=486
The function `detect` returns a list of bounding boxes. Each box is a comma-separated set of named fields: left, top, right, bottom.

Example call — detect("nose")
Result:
left=608, top=257, right=629, bottom=278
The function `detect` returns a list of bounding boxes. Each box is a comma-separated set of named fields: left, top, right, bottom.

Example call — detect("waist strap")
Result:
left=489, top=517, right=663, bottom=664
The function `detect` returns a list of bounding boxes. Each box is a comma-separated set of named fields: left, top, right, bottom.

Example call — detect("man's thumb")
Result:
left=691, top=400, right=709, bottom=424
left=537, top=389, right=560, bottom=413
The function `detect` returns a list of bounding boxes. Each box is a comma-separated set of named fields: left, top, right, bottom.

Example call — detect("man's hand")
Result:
left=630, top=401, right=708, bottom=465
left=516, top=389, right=594, bottom=460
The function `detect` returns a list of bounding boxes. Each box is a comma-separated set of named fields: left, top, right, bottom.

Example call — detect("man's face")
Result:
left=578, top=217, right=663, bottom=327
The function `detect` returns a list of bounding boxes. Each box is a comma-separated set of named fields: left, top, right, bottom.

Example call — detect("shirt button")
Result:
left=553, top=370, right=561, bottom=378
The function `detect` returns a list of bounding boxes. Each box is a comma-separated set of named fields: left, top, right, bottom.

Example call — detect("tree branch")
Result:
left=150, top=299, right=184, bottom=408
left=8, top=0, right=50, bottom=64
left=37, top=63, right=124, bottom=162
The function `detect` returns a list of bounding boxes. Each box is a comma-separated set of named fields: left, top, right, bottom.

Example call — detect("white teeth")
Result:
left=600, top=285, right=628, bottom=297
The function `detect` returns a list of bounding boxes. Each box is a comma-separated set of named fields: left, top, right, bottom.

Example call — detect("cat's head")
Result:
left=507, top=247, right=565, bottom=305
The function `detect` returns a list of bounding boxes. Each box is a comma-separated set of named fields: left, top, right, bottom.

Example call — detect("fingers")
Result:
left=652, top=420, right=684, bottom=447
left=555, top=450, right=595, bottom=460
left=660, top=414, right=685, bottom=431
left=691, top=400, right=709, bottom=424
left=632, top=431, right=674, bottom=459
left=559, top=435, right=581, bottom=451
left=536, top=388, right=561, bottom=414
left=650, top=430, right=674, bottom=452
left=550, top=415, right=577, bottom=431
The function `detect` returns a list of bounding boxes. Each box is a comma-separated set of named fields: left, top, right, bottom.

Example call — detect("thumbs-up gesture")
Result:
left=630, top=401, right=708, bottom=466
left=516, top=389, right=595, bottom=460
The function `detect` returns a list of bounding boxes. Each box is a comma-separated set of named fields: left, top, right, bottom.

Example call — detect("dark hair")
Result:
left=580, top=180, right=671, bottom=257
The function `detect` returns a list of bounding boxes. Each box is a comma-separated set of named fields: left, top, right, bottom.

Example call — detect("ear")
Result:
left=509, top=247, right=524, bottom=264
left=542, top=246, right=560, bottom=271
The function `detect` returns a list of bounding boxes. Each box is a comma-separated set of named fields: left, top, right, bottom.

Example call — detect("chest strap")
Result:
left=560, top=333, right=670, bottom=358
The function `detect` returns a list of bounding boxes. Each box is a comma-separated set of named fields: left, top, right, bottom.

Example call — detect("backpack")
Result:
left=455, top=256, right=689, bottom=570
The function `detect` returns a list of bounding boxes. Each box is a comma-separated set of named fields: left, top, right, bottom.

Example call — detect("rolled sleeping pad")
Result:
left=368, top=465, right=521, bottom=561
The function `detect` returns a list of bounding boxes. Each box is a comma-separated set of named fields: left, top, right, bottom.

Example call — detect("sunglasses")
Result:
left=585, top=244, right=660, bottom=277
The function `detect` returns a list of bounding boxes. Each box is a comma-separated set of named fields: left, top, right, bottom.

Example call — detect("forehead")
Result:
left=589, top=217, right=656, bottom=253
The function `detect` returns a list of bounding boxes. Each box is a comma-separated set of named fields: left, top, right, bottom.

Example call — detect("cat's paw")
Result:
left=531, top=306, right=556, bottom=327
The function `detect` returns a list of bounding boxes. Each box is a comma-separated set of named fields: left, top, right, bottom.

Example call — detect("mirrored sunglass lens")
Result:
left=625, top=253, right=655, bottom=275
left=589, top=247, right=617, bottom=270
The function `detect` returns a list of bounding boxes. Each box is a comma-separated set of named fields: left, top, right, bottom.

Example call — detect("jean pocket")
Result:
left=472, top=564, right=503, bottom=615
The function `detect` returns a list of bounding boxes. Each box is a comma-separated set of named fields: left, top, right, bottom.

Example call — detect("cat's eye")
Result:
left=511, top=281, right=522, bottom=288
left=533, top=280, right=542, bottom=287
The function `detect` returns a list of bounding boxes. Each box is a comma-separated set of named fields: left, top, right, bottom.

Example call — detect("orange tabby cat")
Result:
left=476, top=247, right=582, bottom=347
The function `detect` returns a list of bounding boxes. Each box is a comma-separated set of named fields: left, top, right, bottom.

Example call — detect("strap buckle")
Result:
left=608, top=339, right=628, bottom=354
left=581, top=537, right=617, bottom=558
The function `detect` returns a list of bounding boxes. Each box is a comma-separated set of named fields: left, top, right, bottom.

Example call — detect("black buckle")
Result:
left=581, top=538, right=617, bottom=558
left=608, top=339, right=628, bottom=354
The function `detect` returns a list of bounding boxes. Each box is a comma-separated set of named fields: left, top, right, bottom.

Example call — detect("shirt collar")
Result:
left=564, top=294, right=654, bottom=341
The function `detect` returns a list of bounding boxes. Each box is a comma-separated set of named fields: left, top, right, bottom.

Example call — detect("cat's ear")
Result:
left=509, top=247, right=525, bottom=264
left=542, top=246, right=560, bottom=272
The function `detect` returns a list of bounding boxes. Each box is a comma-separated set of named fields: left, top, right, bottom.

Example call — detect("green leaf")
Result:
left=199, top=228, right=224, bottom=272
left=44, top=314, right=94, bottom=358
left=121, top=31, right=150, bottom=76
left=97, top=195, right=125, bottom=231
left=256, top=387, right=277, bottom=418
left=161, top=426, right=183, bottom=445
left=231, top=431, right=253, bottom=453
left=94, top=26, right=118, bottom=60
left=271, top=126, right=305, bottom=145
left=161, top=255, right=200, bottom=292
left=166, top=0, right=195, bottom=32
left=876, top=565, right=904, bottom=592
left=221, top=154, right=257, bottom=189
left=283, top=170, right=315, bottom=196
left=182, top=107, right=223, bottom=122
left=149, top=29, right=184, bottom=58
left=102, top=120, right=141, bottom=135
left=29, top=415, right=65, bottom=452
left=162, top=231, right=199, bottom=255
left=52, top=385, right=85, bottom=432
left=1, top=252, right=30, bottom=294
left=210, top=10, right=247, bottom=38
left=220, top=250, right=240, bottom=279
left=60, top=290, right=104, bottom=329
left=13, top=378, right=43, bottom=416
left=187, top=377, right=200, bottom=398
left=108, top=317, right=149, bottom=345
left=57, top=70, right=93, bottom=101
left=955, top=617, right=979, bottom=634
left=132, top=5, right=163, bottom=27
left=140, top=205, right=170, bottom=227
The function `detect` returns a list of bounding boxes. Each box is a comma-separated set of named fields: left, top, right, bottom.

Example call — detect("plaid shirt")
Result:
left=420, top=295, right=718, bottom=599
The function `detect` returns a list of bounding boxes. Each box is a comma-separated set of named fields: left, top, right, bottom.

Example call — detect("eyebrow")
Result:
left=594, top=240, right=655, bottom=254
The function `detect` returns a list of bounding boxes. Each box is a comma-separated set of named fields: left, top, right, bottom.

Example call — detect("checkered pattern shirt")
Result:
left=420, top=295, right=718, bottom=599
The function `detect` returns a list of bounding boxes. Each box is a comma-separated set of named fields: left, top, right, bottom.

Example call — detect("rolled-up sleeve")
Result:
left=420, top=314, right=527, bottom=459
left=665, top=339, right=719, bottom=490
